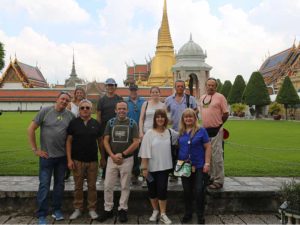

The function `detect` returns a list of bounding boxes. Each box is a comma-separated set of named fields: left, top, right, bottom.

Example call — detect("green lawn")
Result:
left=0, top=112, right=299, bottom=176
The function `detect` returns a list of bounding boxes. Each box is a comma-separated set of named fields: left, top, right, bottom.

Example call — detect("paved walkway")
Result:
left=0, top=176, right=299, bottom=193
left=0, top=213, right=282, bottom=224
left=1, top=176, right=299, bottom=224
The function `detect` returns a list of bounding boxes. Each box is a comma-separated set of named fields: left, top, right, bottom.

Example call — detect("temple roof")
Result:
left=259, top=48, right=293, bottom=76
left=0, top=59, right=48, bottom=88
left=177, top=34, right=205, bottom=57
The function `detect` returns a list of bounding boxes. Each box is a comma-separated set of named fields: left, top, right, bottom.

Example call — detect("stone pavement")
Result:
left=0, top=213, right=281, bottom=224
left=0, top=176, right=299, bottom=224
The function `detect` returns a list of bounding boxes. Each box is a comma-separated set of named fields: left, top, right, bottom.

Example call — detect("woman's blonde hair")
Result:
left=179, top=108, right=200, bottom=137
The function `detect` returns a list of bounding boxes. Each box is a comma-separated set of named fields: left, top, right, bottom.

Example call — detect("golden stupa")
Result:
left=142, top=0, right=176, bottom=87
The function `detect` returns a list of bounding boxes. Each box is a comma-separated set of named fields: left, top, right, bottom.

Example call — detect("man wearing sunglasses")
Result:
left=126, top=84, right=145, bottom=185
left=66, top=99, right=104, bottom=220
left=28, top=92, right=75, bottom=225
left=97, top=78, right=123, bottom=179
left=199, top=78, right=229, bottom=190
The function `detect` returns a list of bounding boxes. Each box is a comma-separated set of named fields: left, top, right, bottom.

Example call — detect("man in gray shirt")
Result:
left=28, top=92, right=74, bottom=225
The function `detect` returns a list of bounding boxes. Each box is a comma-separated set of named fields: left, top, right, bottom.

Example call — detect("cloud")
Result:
left=0, top=27, right=108, bottom=84
left=0, top=0, right=298, bottom=86
left=0, top=0, right=90, bottom=23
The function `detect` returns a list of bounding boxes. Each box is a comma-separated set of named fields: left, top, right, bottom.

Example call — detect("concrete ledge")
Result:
left=0, top=176, right=299, bottom=215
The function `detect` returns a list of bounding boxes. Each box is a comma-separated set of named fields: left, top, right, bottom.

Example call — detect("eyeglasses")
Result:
left=80, top=106, right=91, bottom=110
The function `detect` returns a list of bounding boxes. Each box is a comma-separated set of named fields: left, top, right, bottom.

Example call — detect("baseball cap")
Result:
left=105, top=78, right=117, bottom=85
left=129, top=84, right=138, bottom=91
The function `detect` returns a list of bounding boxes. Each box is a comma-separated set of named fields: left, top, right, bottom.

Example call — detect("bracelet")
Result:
left=32, top=148, right=38, bottom=152
left=140, top=168, right=147, bottom=171
left=204, top=163, right=210, bottom=166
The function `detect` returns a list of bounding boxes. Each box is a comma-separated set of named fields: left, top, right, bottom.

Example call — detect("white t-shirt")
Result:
left=70, top=102, right=79, bottom=117
left=143, top=101, right=165, bottom=133
left=139, top=128, right=179, bottom=172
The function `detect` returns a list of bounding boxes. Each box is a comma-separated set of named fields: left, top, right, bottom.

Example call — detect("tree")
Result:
left=276, top=76, right=300, bottom=120
left=0, top=42, right=5, bottom=71
left=216, top=79, right=223, bottom=93
left=220, top=80, right=232, bottom=99
left=243, top=71, right=270, bottom=117
left=228, top=75, right=246, bottom=104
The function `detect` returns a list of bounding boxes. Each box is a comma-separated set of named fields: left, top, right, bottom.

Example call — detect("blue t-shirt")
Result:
left=126, top=96, right=145, bottom=124
left=178, top=128, right=210, bottom=168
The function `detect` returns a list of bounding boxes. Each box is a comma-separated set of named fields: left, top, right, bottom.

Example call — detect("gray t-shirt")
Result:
left=34, top=106, right=75, bottom=158
left=104, top=117, right=139, bottom=155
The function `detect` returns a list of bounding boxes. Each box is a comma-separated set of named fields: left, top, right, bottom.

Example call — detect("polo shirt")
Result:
left=178, top=128, right=210, bottom=168
left=165, top=94, right=197, bottom=131
left=67, top=117, right=101, bottom=162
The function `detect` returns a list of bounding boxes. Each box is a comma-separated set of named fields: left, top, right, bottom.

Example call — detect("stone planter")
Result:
left=273, top=114, right=282, bottom=120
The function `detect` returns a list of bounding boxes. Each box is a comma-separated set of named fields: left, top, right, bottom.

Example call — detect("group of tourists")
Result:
left=28, top=77, right=228, bottom=225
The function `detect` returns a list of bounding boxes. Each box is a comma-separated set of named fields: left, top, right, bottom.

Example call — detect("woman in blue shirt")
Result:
left=178, top=108, right=211, bottom=224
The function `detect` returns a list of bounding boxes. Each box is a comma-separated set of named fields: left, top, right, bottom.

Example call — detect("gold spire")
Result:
left=145, top=0, right=176, bottom=87
left=156, top=0, right=174, bottom=50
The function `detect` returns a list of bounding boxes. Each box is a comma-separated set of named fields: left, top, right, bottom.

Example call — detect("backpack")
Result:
left=186, top=94, right=190, bottom=108
left=109, top=117, right=135, bottom=128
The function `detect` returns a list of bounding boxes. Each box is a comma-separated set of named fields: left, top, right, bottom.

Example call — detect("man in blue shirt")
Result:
left=165, top=80, right=198, bottom=132
left=126, top=84, right=145, bottom=184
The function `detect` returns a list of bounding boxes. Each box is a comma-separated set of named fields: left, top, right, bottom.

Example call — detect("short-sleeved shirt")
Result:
left=199, top=92, right=228, bottom=128
left=126, top=96, right=145, bottom=124
left=97, top=94, right=123, bottom=123
left=139, top=128, right=178, bottom=172
left=104, top=117, right=139, bottom=156
left=34, top=106, right=75, bottom=158
left=165, top=94, right=198, bottom=131
left=178, top=128, right=210, bottom=169
left=67, top=117, right=101, bottom=162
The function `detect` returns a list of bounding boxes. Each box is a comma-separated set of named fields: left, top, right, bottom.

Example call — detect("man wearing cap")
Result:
left=28, top=92, right=75, bottom=225
left=126, top=84, right=145, bottom=184
left=97, top=78, right=123, bottom=179
left=199, top=78, right=229, bottom=190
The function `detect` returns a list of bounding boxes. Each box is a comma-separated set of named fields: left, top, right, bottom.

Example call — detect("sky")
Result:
left=0, top=0, right=299, bottom=86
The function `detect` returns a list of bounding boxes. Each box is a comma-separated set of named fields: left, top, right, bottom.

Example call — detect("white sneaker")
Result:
left=160, top=214, right=172, bottom=224
left=69, top=209, right=81, bottom=220
left=149, top=210, right=159, bottom=221
left=89, top=210, right=99, bottom=219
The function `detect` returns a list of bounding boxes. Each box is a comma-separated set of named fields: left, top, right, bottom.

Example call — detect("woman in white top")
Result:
left=139, top=109, right=178, bottom=224
left=67, top=87, right=86, bottom=117
left=139, top=86, right=165, bottom=139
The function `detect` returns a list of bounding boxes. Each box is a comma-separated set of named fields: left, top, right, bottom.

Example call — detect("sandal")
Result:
left=208, top=182, right=223, bottom=189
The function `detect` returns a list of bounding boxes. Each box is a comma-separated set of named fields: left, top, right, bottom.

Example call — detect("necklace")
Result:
left=202, top=95, right=213, bottom=107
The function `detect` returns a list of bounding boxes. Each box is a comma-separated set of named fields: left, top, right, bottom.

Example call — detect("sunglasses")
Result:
left=80, top=106, right=91, bottom=110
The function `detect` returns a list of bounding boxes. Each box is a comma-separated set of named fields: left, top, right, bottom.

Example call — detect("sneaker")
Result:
left=97, top=210, right=114, bottom=222
left=160, top=214, right=172, bottom=224
left=52, top=210, right=64, bottom=221
left=69, top=209, right=81, bottom=220
left=149, top=210, right=159, bottom=221
left=118, top=209, right=128, bottom=223
left=38, top=216, right=47, bottom=225
left=142, top=180, right=147, bottom=188
left=89, top=210, right=99, bottom=219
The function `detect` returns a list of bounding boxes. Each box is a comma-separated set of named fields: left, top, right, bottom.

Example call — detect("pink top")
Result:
left=199, top=92, right=228, bottom=128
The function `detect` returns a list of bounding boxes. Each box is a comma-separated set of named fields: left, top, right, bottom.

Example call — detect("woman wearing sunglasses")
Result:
left=66, top=99, right=104, bottom=220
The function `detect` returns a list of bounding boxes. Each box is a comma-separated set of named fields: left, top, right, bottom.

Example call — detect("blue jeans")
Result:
left=181, top=169, right=208, bottom=217
left=37, top=156, right=67, bottom=217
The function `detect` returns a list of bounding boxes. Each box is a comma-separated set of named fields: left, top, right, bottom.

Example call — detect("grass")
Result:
left=0, top=112, right=299, bottom=176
